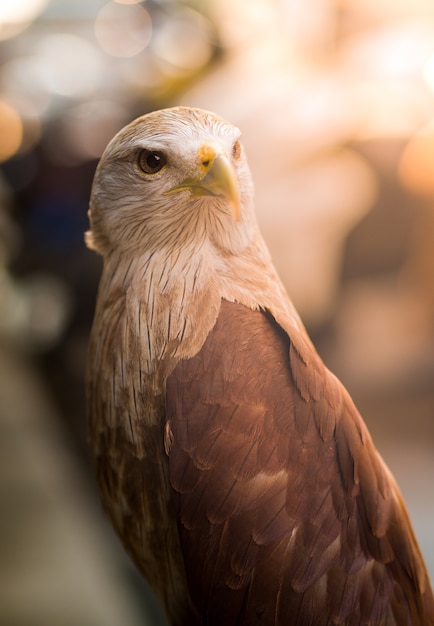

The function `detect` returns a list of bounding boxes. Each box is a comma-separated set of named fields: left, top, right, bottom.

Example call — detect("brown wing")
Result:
left=166, top=299, right=434, bottom=626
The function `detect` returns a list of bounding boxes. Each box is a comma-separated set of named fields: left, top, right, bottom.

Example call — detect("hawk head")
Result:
left=86, top=107, right=256, bottom=259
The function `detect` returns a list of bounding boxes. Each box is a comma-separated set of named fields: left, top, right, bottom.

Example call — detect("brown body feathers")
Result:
left=86, top=106, right=434, bottom=625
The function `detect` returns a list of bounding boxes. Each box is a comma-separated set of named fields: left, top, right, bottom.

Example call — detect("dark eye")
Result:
left=232, top=140, right=241, bottom=160
left=138, top=149, right=167, bottom=174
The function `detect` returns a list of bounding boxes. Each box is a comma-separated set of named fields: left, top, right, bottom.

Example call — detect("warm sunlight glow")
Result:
left=398, top=119, right=434, bottom=195
left=0, top=100, right=22, bottom=161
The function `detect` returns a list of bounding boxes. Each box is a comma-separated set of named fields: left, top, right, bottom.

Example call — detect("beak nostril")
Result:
left=199, top=142, right=220, bottom=171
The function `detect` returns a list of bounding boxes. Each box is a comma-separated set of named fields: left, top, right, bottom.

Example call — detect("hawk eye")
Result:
left=232, top=140, right=241, bottom=160
left=138, top=149, right=167, bottom=174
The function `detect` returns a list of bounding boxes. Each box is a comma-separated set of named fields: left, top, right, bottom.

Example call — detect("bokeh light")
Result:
left=398, top=119, right=434, bottom=195
left=94, top=1, right=152, bottom=58
left=0, top=0, right=48, bottom=41
left=35, top=33, right=105, bottom=98
left=1, top=56, right=52, bottom=116
left=0, top=100, right=22, bottom=161
left=152, top=7, right=213, bottom=74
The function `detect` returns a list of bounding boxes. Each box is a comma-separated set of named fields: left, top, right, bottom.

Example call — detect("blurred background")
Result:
left=0, top=0, right=433, bottom=624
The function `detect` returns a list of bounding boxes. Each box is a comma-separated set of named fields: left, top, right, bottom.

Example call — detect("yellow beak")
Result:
left=164, top=142, right=241, bottom=221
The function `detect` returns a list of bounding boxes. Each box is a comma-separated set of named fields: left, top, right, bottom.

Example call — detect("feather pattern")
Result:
left=166, top=300, right=433, bottom=625
left=86, top=106, right=434, bottom=626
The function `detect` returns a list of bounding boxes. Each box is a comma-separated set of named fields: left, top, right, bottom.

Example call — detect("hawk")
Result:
left=86, top=106, right=434, bottom=625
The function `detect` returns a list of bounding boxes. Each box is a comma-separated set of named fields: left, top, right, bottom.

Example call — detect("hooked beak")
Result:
left=164, top=142, right=241, bottom=221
